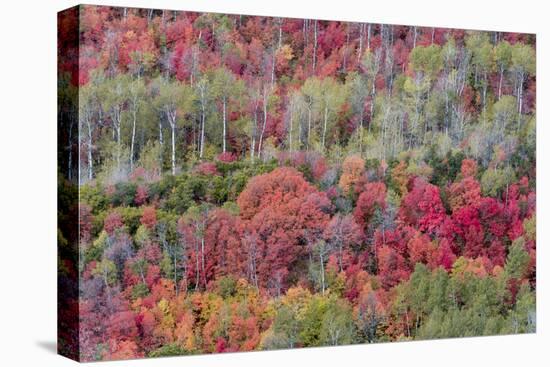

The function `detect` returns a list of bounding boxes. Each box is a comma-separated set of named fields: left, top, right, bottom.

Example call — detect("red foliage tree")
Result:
left=104, top=211, right=124, bottom=235
left=323, top=214, right=364, bottom=272
left=353, top=182, right=387, bottom=230
left=107, top=310, right=139, bottom=341
left=338, top=155, right=365, bottom=194
left=399, top=177, right=446, bottom=235
left=217, top=151, right=237, bottom=163
left=134, top=184, right=149, bottom=206
left=237, top=167, right=319, bottom=220
left=374, top=226, right=416, bottom=289
left=447, top=176, right=482, bottom=212
left=377, top=245, right=410, bottom=289
left=195, top=162, right=220, bottom=176
left=442, top=197, right=508, bottom=268
left=79, top=204, right=94, bottom=244
left=460, top=158, right=478, bottom=178
left=203, top=208, right=241, bottom=284
left=237, top=167, right=331, bottom=293
left=407, top=231, right=435, bottom=266
left=140, top=206, right=157, bottom=230
left=433, top=238, right=457, bottom=271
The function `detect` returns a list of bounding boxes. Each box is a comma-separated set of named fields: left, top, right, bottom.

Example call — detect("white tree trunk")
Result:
left=222, top=98, right=227, bottom=153
left=278, top=18, right=283, bottom=48
left=165, top=106, right=178, bottom=175
left=115, top=111, right=121, bottom=170
left=322, top=104, right=328, bottom=148
left=367, top=23, right=371, bottom=50
left=312, top=20, right=318, bottom=73
left=130, top=108, right=136, bottom=171
left=359, top=108, right=364, bottom=153
left=289, top=109, right=293, bottom=152
left=86, top=117, right=93, bottom=181
left=200, top=102, right=206, bottom=159
left=201, top=234, right=206, bottom=288
left=251, top=105, right=257, bottom=161
left=158, top=121, right=163, bottom=146
left=194, top=236, right=200, bottom=290
left=171, top=122, right=176, bottom=175
left=517, top=71, right=524, bottom=130
left=307, top=105, right=312, bottom=150
left=498, top=65, right=504, bottom=100
left=482, top=72, right=488, bottom=123
left=320, top=251, right=325, bottom=295
left=370, top=78, right=376, bottom=123
left=358, top=23, right=365, bottom=62
left=258, top=91, right=268, bottom=158
left=271, top=49, right=276, bottom=86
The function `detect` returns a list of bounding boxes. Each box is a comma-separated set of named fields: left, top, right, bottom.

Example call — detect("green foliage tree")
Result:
left=154, top=78, right=196, bottom=175
left=92, top=258, right=118, bottom=287
left=495, top=41, right=513, bottom=99
left=511, top=43, right=536, bottom=129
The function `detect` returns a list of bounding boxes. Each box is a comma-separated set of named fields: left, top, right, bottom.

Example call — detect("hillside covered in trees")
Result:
left=58, top=5, right=536, bottom=361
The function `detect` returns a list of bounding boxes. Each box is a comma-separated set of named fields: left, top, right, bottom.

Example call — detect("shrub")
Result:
left=110, top=182, right=138, bottom=207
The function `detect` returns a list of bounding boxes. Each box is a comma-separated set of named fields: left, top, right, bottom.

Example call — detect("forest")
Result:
left=57, top=5, right=536, bottom=361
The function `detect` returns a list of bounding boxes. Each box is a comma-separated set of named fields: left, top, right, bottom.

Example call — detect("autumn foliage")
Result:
left=56, top=4, right=536, bottom=362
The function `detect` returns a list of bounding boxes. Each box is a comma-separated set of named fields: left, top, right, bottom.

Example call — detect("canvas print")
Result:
left=57, top=4, right=536, bottom=362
